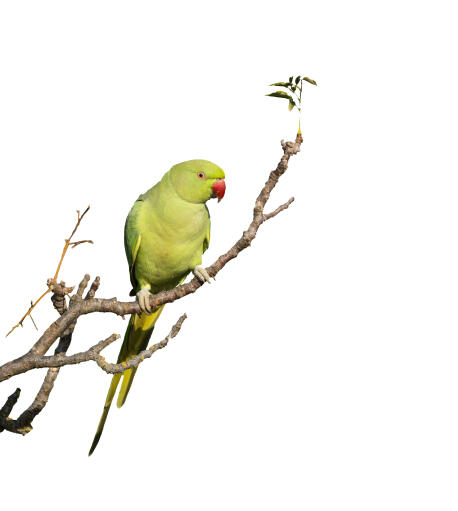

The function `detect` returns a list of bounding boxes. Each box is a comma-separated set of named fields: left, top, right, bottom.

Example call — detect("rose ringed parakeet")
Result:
left=88, top=160, right=226, bottom=455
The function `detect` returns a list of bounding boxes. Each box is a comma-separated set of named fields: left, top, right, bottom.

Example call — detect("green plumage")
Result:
left=89, top=160, right=225, bottom=455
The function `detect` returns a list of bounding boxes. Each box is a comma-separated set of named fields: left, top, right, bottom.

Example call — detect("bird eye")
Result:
left=196, top=171, right=206, bottom=180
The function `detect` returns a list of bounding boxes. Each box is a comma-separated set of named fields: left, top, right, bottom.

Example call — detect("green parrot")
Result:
left=88, top=160, right=226, bottom=455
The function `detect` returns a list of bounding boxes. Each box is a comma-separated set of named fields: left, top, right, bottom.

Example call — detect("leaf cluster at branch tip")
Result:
left=266, top=75, right=317, bottom=113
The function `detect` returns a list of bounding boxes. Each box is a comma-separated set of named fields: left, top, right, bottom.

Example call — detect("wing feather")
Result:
left=124, top=199, right=144, bottom=294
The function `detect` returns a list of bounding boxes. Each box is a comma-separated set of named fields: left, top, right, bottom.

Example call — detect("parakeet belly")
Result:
left=131, top=201, right=209, bottom=293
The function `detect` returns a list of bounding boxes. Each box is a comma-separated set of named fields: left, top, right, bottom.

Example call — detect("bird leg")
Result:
left=193, top=266, right=212, bottom=284
left=136, top=288, right=153, bottom=314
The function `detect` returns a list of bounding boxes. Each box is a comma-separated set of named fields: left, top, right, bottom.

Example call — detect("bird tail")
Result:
left=88, top=305, right=164, bottom=455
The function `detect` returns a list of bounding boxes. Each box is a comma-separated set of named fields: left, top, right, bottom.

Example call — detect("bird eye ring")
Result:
left=196, top=171, right=206, bottom=180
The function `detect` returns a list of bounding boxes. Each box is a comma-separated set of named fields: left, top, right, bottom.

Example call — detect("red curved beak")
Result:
left=212, top=179, right=226, bottom=202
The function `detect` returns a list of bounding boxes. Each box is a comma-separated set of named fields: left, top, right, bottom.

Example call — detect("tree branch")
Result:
left=0, top=275, right=102, bottom=434
left=0, top=133, right=303, bottom=435
left=31, top=313, right=186, bottom=374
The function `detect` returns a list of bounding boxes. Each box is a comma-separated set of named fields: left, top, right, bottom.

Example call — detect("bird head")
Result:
left=170, top=160, right=226, bottom=204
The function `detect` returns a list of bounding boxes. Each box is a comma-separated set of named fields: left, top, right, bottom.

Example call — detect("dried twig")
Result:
left=5, top=206, right=92, bottom=337
left=29, top=302, right=38, bottom=331
left=53, top=206, right=92, bottom=279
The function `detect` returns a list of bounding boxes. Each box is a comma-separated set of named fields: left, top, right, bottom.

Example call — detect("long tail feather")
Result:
left=116, top=305, right=164, bottom=407
left=117, top=367, right=138, bottom=408
left=88, top=373, right=122, bottom=456
left=88, top=305, right=164, bottom=455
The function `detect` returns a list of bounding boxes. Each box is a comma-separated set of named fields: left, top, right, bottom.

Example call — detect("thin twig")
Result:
left=263, top=197, right=295, bottom=221
left=6, top=289, right=50, bottom=338
left=29, top=302, right=38, bottom=331
left=54, top=206, right=91, bottom=280
left=6, top=206, right=92, bottom=337
left=70, top=239, right=93, bottom=249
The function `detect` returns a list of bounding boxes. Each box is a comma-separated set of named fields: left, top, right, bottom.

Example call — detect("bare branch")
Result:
left=263, top=197, right=295, bottom=221
left=29, top=303, right=38, bottom=331
left=0, top=313, right=187, bottom=435
left=0, top=313, right=187, bottom=380
left=85, top=276, right=100, bottom=300
left=0, top=388, right=27, bottom=434
left=69, top=239, right=93, bottom=248
left=0, top=134, right=303, bottom=384
left=5, top=289, right=50, bottom=338
left=75, top=274, right=91, bottom=299
left=0, top=388, right=21, bottom=432
left=93, top=314, right=186, bottom=374
left=19, top=313, right=186, bottom=375
left=0, top=276, right=103, bottom=434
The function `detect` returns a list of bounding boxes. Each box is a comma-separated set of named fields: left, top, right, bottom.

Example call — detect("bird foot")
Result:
left=193, top=266, right=212, bottom=284
left=136, top=288, right=153, bottom=314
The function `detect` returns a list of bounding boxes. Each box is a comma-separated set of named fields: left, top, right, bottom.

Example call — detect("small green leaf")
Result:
left=288, top=99, right=296, bottom=111
left=289, top=76, right=293, bottom=84
left=291, top=85, right=297, bottom=92
left=302, top=77, right=317, bottom=86
left=295, top=76, right=301, bottom=84
left=266, top=91, right=294, bottom=101
left=269, top=81, right=291, bottom=88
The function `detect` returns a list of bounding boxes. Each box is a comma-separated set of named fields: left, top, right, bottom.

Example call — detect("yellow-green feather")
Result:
left=88, top=373, right=122, bottom=456
left=117, top=306, right=164, bottom=407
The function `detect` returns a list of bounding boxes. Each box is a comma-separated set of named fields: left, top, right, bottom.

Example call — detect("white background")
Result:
left=1, top=1, right=457, bottom=510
